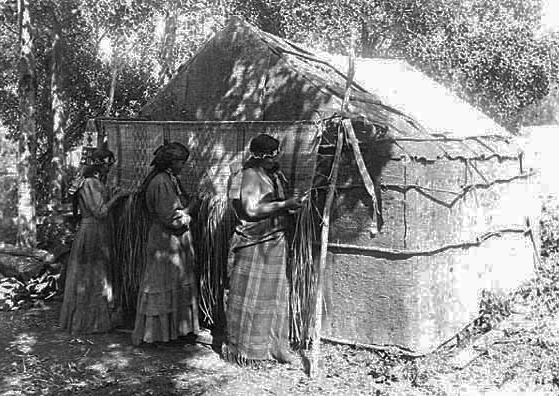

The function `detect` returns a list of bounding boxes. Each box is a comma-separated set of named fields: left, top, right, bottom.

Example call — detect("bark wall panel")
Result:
left=321, top=233, right=533, bottom=353
left=322, top=251, right=415, bottom=348
left=403, top=159, right=529, bottom=250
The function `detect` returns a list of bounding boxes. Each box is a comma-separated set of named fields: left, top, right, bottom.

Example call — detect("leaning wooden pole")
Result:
left=344, top=119, right=380, bottom=229
left=309, top=120, right=344, bottom=378
left=309, top=33, right=355, bottom=378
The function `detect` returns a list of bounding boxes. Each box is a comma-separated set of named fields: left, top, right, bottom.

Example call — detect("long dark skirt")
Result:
left=60, top=217, right=114, bottom=334
left=132, top=221, right=199, bottom=345
left=224, top=233, right=289, bottom=363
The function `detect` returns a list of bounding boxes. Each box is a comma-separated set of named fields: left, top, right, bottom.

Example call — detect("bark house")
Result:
left=94, top=17, right=538, bottom=354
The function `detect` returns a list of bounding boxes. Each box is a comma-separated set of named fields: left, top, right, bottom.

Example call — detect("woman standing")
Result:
left=224, top=134, right=305, bottom=365
left=60, top=148, right=125, bottom=334
left=132, top=142, right=200, bottom=345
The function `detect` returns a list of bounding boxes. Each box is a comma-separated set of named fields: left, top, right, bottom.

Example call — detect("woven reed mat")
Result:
left=102, top=120, right=322, bottom=197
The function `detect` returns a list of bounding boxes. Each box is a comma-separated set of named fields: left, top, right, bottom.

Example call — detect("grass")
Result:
left=193, top=195, right=236, bottom=328
left=290, top=195, right=319, bottom=348
left=112, top=193, right=150, bottom=311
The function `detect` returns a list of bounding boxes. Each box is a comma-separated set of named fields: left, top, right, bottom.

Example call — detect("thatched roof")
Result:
left=141, top=17, right=521, bottom=162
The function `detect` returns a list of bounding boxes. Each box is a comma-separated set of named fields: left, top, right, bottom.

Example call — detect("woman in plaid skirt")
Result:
left=224, top=134, right=306, bottom=365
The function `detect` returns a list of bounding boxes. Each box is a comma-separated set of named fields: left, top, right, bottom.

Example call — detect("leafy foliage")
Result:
left=512, top=196, right=559, bottom=319
left=540, top=196, right=559, bottom=257
left=229, top=0, right=558, bottom=132
left=476, top=289, right=512, bottom=332
left=0, top=0, right=557, bottom=224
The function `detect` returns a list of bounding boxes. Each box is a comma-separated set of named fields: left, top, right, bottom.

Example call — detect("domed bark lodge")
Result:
left=89, top=17, right=539, bottom=354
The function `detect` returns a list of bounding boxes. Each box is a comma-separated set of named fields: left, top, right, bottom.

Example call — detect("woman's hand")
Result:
left=286, top=191, right=310, bottom=210
left=184, top=213, right=192, bottom=227
left=115, top=190, right=129, bottom=199
left=186, top=196, right=201, bottom=215
left=285, top=196, right=303, bottom=210
left=107, top=190, right=129, bottom=209
left=286, top=192, right=310, bottom=215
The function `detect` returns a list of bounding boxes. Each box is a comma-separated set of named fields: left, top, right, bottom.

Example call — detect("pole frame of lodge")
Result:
left=309, top=31, right=378, bottom=377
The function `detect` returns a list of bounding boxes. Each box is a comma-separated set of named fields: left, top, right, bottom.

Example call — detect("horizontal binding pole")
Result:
left=312, top=183, right=460, bottom=195
left=320, top=227, right=529, bottom=259
left=320, top=134, right=512, bottom=146
left=312, top=172, right=535, bottom=209
left=383, top=135, right=512, bottom=143
left=317, top=147, right=521, bottom=163
left=94, top=119, right=319, bottom=126
left=320, top=335, right=424, bottom=358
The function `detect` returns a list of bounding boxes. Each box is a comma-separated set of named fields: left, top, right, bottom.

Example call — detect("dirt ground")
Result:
left=2, top=298, right=559, bottom=396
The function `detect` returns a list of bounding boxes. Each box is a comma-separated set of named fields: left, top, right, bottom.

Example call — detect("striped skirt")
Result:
left=224, top=232, right=290, bottom=363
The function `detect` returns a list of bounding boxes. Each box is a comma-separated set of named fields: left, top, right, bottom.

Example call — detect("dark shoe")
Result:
left=271, top=347, right=297, bottom=364
left=183, top=332, right=198, bottom=345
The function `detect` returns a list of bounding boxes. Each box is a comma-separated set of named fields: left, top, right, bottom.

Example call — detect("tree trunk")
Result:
left=50, top=8, right=65, bottom=213
left=158, top=5, right=177, bottom=86
left=16, top=0, right=37, bottom=248
left=105, top=46, right=119, bottom=117
left=360, top=20, right=373, bottom=58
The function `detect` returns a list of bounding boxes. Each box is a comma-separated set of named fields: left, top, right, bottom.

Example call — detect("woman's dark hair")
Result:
left=72, top=164, right=105, bottom=220
left=249, top=134, right=279, bottom=157
left=136, top=142, right=190, bottom=203
left=82, top=164, right=103, bottom=178
left=150, top=142, right=190, bottom=171
left=82, top=148, right=115, bottom=178
left=152, top=158, right=172, bottom=172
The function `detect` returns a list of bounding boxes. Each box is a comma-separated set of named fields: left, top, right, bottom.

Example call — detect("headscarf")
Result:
left=242, top=134, right=287, bottom=193
left=69, top=148, right=116, bottom=196
left=150, top=142, right=190, bottom=167
left=243, top=134, right=281, bottom=171
left=138, top=142, right=190, bottom=202
left=82, top=148, right=116, bottom=167
left=248, top=134, right=280, bottom=159
left=69, top=148, right=115, bottom=220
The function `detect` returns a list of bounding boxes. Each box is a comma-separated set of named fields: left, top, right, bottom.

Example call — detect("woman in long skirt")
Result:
left=132, top=142, right=200, bottom=345
left=224, top=134, right=305, bottom=365
left=60, top=149, right=125, bottom=334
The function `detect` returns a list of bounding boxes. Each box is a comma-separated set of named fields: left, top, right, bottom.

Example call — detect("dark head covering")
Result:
left=81, top=148, right=116, bottom=178
left=243, top=134, right=282, bottom=172
left=150, top=142, right=190, bottom=168
left=249, top=134, right=280, bottom=158
left=83, top=148, right=115, bottom=167
left=70, top=148, right=116, bottom=219
left=138, top=142, right=189, bottom=205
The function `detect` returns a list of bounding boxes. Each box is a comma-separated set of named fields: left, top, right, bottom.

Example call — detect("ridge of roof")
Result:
left=141, top=17, right=519, bottom=159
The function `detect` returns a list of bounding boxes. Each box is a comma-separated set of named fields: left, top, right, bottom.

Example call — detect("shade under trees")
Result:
left=0, top=0, right=557, bottom=246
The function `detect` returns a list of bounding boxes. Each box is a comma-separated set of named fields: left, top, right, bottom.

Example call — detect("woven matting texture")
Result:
left=102, top=120, right=321, bottom=197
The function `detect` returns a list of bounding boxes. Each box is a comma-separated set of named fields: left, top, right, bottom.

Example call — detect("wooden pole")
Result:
left=309, top=31, right=356, bottom=378
left=309, top=120, right=344, bottom=378
left=341, top=36, right=356, bottom=115
left=344, top=119, right=380, bottom=226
